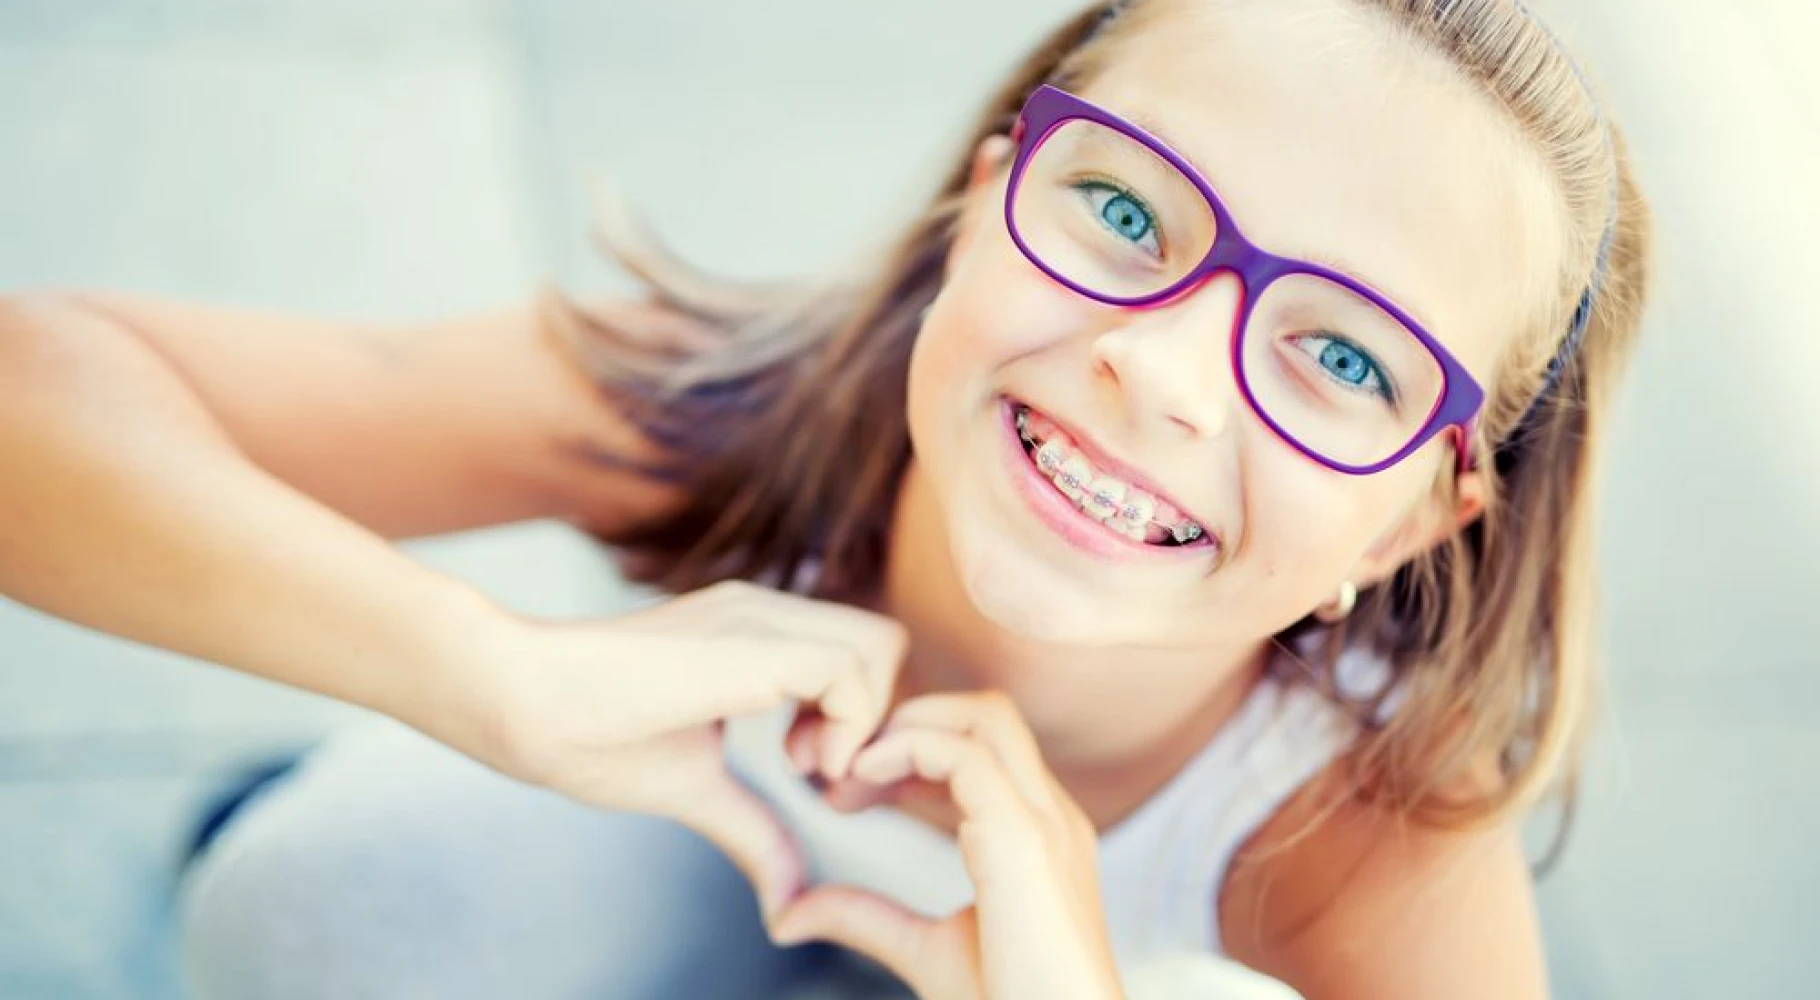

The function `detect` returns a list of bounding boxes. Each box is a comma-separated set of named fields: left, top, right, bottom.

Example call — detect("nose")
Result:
left=1090, top=271, right=1247, bottom=440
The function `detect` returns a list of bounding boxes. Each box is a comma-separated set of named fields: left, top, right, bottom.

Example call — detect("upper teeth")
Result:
left=1057, top=456, right=1094, bottom=501
left=1017, top=407, right=1205, bottom=544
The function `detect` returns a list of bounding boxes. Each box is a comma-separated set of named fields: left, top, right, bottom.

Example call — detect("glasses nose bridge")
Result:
left=1152, top=252, right=1254, bottom=330
left=1155, top=231, right=1279, bottom=316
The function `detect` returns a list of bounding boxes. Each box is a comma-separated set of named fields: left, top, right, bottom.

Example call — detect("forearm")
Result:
left=0, top=294, right=512, bottom=757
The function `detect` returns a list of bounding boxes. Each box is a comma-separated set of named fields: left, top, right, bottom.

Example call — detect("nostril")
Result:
left=1091, top=340, right=1123, bottom=380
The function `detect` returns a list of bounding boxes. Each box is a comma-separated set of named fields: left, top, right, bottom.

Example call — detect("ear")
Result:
left=1350, top=468, right=1487, bottom=589
left=969, top=133, right=1015, bottom=191
left=946, top=134, right=1016, bottom=272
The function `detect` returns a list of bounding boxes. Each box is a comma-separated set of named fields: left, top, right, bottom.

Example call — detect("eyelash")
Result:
left=1289, top=332, right=1398, bottom=406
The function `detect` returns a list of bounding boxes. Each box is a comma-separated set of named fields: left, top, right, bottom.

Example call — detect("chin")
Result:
left=946, top=519, right=1129, bottom=645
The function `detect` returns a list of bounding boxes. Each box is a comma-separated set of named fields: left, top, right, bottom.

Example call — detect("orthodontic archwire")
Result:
left=1016, top=407, right=1205, bottom=543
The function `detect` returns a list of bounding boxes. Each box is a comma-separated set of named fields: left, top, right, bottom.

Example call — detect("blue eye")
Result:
left=1293, top=333, right=1396, bottom=405
left=1076, top=181, right=1161, bottom=256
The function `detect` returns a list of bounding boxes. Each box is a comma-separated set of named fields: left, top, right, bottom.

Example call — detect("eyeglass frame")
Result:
left=1003, top=84, right=1486, bottom=476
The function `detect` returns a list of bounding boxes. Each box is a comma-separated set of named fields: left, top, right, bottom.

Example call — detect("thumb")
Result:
left=770, top=886, right=978, bottom=998
left=674, top=767, right=807, bottom=925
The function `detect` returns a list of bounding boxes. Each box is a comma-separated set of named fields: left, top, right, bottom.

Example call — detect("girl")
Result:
left=0, top=0, right=1651, bottom=996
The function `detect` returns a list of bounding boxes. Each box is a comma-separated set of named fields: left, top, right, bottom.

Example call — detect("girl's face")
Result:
left=904, top=0, right=1558, bottom=647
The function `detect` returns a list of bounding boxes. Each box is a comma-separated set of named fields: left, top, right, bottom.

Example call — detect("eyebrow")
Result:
left=1298, top=250, right=1437, bottom=332
left=1118, top=109, right=1207, bottom=184
left=1117, top=107, right=1439, bottom=331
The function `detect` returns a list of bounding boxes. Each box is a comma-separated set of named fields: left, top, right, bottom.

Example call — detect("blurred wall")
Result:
left=0, top=2, right=1814, bottom=997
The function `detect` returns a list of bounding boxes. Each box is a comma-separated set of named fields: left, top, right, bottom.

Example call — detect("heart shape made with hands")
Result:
left=753, top=701, right=1307, bottom=1000
left=783, top=706, right=966, bottom=835
left=745, top=694, right=1129, bottom=1000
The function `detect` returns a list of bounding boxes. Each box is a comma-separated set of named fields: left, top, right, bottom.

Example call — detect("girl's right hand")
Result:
left=475, top=579, right=907, bottom=922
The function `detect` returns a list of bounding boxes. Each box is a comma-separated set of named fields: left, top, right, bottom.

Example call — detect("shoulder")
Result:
left=1217, top=761, right=1549, bottom=1000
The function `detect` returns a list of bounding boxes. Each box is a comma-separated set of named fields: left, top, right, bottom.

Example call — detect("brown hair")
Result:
left=543, top=0, right=1653, bottom=833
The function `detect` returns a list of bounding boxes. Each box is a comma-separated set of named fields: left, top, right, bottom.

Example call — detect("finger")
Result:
left=785, top=704, right=873, bottom=786
left=780, top=659, right=887, bottom=782
left=783, top=711, right=899, bottom=812
left=673, top=634, right=889, bottom=772
left=712, top=583, right=908, bottom=700
left=849, top=734, right=1113, bottom=999
left=675, top=769, right=807, bottom=924
left=783, top=708, right=823, bottom=776
left=815, top=771, right=961, bottom=825
left=610, top=632, right=861, bottom=739
left=639, top=582, right=909, bottom=778
left=816, top=771, right=939, bottom=816
left=819, top=717, right=869, bottom=783
left=850, top=730, right=1037, bottom=850
left=770, top=886, right=979, bottom=1000
left=884, top=692, right=1057, bottom=808
left=712, top=588, right=908, bottom=777
left=877, top=778, right=965, bottom=831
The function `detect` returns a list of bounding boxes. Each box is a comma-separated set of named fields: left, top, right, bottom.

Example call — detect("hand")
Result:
left=477, top=579, right=907, bottom=922
left=770, top=692, right=1127, bottom=1000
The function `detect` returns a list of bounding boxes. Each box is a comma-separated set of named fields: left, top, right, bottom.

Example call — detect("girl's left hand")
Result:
left=769, top=691, right=1127, bottom=1000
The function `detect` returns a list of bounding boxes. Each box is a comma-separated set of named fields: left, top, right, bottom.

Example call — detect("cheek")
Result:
left=932, top=209, right=1082, bottom=361
left=1235, top=458, right=1414, bottom=605
left=907, top=225, right=1081, bottom=435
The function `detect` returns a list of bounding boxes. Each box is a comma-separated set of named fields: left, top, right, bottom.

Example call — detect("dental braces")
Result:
left=1017, top=409, right=1204, bottom=544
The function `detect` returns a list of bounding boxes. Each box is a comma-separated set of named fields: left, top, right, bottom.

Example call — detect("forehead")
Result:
left=1080, top=0, right=1561, bottom=377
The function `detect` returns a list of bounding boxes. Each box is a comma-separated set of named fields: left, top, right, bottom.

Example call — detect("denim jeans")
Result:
left=176, top=721, right=908, bottom=1000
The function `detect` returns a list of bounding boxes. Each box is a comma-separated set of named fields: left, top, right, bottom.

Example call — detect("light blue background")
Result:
left=1, top=2, right=1815, bottom=997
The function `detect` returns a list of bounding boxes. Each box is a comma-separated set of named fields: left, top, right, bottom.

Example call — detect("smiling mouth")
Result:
left=1010, top=402, right=1214, bottom=551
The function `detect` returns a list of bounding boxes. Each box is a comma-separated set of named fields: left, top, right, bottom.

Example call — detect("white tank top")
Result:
left=722, top=643, right=1381, bottom=996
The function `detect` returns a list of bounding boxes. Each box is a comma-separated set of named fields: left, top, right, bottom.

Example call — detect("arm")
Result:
left=1219, top=772, right=1549, bottom=999
left=59, top=291, right=677, bottom=539
left=0, top=291, right=680, bottom=759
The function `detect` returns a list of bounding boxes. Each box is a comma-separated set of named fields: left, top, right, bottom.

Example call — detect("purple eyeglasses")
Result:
left=1004, top=84, right=1485, bottom=475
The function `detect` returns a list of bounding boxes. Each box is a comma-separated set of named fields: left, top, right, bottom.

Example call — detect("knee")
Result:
left=172, top=747, right=784, bottom=1000
left=177, top=796, right=389, bottom=1000
left=175, top=753, right=496, bottom=1000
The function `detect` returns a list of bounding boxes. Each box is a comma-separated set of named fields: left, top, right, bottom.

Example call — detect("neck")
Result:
left=872, top=462, right=1270, bottom=828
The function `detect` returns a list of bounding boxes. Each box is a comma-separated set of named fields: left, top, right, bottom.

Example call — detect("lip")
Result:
left=1010, top=397, right=1217, bottom=540
left=996, top=397, right=1220, bottom=564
